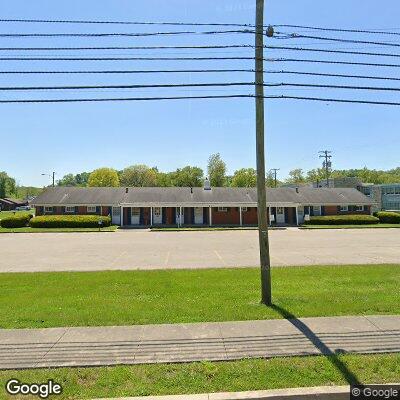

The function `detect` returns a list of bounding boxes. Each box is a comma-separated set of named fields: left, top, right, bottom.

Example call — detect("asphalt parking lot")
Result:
left=1, top=228, right=400, bottom=273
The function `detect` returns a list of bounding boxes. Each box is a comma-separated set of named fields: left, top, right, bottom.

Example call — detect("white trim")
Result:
left=209, top=206, right=212, bottom=226
left=150, top=207, right=153, bottom=226
left=340, top=205, right=349, bottom=212
left=65, top=206, right=75, bottom=213
left=218, top=206, right=228, bottom=212
left=239, top=207, right=243, bottom=226
left=87, top=205, right=97, bottom=213
left=120, top=206, right=123, bottom=227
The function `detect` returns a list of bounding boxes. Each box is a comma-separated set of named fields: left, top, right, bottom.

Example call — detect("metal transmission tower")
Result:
left=319, top=151, right=332, bottom=187
left=255, top=0, right=272, bottom=305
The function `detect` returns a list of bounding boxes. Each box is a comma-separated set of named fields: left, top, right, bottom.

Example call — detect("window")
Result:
left=44, top=206, right=53, bottom=213
left=340, top=205, right=348, bottom=212
left=87, top=206, right=97, bottom=213
left=65, top=206, right=75, bottom=213
left=242, top=207, right=248, bottom=212
left=356, top=205, right=364, bottom=212
left=395, top=187, right=400, bottom=195
left=132, top=207, right=140, bottom=216
left=218, top=207, right=227, bottom=212
left=154, top=207, right=161, bottom=217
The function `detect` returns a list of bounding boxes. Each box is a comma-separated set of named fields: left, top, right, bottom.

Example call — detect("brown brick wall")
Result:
left=212, top=207, right=240, bottom=225
left=243, top=207, right=258, bottom=225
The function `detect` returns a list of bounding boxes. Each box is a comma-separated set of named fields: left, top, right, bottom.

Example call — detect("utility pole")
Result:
left=319, top=151, right=332, bottom=188
left=52, top=171, right=56, bottom=187
left=270, top=168, right=280, bottom=188
left=41, top=171, right=56, bottom=187
left=255, top=0, right=272, bottom=306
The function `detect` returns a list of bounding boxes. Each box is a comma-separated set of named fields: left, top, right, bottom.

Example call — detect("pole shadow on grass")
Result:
left=270, top=304, right=361, bottom=385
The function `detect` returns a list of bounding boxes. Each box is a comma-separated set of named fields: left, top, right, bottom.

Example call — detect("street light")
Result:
left=41, top=172, right=56, bottom=187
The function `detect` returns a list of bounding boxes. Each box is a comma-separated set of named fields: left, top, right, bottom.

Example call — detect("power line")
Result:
left=0, top=56, right=259, bottom=61
left=0, top=82, right=256, bottom=91
left=0, top=18, right=255, bottom=28
left=0, top=94, right=255, bottom=103
left=0, top=44, right=255, bottom=51
left=269, top=95, right=400, bottom=106
left=0, top=68, right=255, bottom=75
left=3, top=94, right=400, bottom=106
left=265, top=45, right=400, bottom=59
left=0, top=29, right=254, bottom=38
left=268, top=57, right=400, bottom=68
left=266, top=70, right=400, bottom=82
left=3, top=82, right=400, bottom=92
left=272, top=24, right=400, bottom=36
left=281, top=33, right=400, bottom=49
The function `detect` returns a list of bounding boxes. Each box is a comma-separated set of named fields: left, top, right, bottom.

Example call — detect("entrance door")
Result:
left=112, top=207, right=121, bottom=225
left=276, top=207, right=285, bottom=224
left=176, top=207, right=184, bottom=225
left=131, top=207, right=140, bottom=225
left=194, top=207, right=203, bottom=224
left=153, top=207, right=162, bottom=224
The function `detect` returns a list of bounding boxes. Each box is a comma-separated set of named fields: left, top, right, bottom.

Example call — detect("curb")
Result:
left=95, top=385, right=350, bottom=400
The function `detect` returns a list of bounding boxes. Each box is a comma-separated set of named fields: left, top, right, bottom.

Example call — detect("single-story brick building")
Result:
left=32, top=184, right=374, bottom=227
left=0, top=197, right=28, bottom=211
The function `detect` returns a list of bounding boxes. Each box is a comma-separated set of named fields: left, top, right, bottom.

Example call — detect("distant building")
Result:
left=360, top=184, right=400, bottom=212
left=0, top=198, right=28, bottom=211
left=311, top=177, right=400, bottom=212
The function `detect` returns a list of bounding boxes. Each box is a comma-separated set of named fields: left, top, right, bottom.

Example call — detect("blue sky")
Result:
left=2, top=0, right=400, bottom=187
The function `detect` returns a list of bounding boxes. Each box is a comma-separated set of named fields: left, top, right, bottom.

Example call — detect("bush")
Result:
left=376, top=211, right=400, bottom=224
left=0, top=213, right=32, bottom=228
left=304, top=215, right=379, bottom=225
left=29, top=215, right=111, bottom=228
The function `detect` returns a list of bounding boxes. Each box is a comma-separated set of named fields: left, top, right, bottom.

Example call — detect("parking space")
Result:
left=0, top=228, right=400, bottom=272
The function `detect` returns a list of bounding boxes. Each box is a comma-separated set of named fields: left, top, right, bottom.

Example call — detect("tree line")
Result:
left=2, top=156, right=400, bottom=200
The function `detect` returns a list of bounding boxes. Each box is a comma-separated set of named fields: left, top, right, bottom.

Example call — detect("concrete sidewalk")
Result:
left=0, top=316, right=399, bottom=370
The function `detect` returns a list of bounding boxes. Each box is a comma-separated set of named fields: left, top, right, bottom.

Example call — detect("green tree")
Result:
left=156, top=172, right=173, bottom=187
left=120, top=164, right=158, bottom=187
left=306, top=168, right=327, bottom=184
left=75, top=172, right=90, bottom=186
left=170, top=166, right=204, bottom=187
left=88, top=168, right=120, bottom=187
left=286, top=169, right=306, bottom=184
left=207, top=153, right=227, bottom=187
left=0, top=171, right=16, bottom=197
left=231, top=168, right=257, bottom=187
left=57, top=174, right=76, bottom=187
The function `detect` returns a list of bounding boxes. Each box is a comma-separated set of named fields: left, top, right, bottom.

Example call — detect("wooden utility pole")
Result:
left=255, top=0, right=272, bottom=305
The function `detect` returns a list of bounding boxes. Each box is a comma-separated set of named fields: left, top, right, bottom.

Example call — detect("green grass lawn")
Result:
left=301, top=224, right=400, bottom=229
left=0, top=265, right=398, bottom=329
left=0, top=354, right=398, bottom=399
left=0, top=226, right=118, bottom=233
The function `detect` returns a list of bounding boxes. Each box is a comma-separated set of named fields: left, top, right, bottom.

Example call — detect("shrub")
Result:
left=29, top=215, right=111, bottom=228
left=304, top=215, right=379, bottom=225
left=376, top=211, right=400, bottom=224
left=0, top=213, right=32, bottom=228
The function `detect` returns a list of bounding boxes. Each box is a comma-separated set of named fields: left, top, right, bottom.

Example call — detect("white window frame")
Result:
left=340, top=205, right=349, bottom=212
left=87, top=206, right=97, bottom=213
left=277, top=207, right=284, bottom=214
left=154, top=207, right=161, bottom=217
left=65, top=206, right=75, bottom=213
left=218, top=207, right=228, bottom=212
left=44, top=206, right=53, bottom=213
left=356, top=205, right=364, bottom=212
left=242, top=207, right=248, bottom=212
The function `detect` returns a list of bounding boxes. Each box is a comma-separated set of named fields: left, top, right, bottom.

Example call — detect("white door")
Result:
left=297, top=207, right=304, bottom=224
left=176, top=207, right=185, bottom=225
left=112, top=207, right=121, bottom=225
left=276, top=207, right=285, bottom=224
left=131, top=207, right=140, bottom=225
left=194, top=207, right=203, bottom=224
left=153, top=207, right=162, bottom=224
